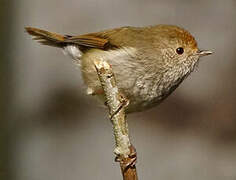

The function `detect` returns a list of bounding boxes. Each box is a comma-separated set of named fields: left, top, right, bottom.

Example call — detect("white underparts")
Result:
left=105, top=47, right=137, bottom=60
left=63, top=45, right=82, bottom=62
left=63, top=45, right=137, bottom=96
left=86, top=87, right=94, bottom=95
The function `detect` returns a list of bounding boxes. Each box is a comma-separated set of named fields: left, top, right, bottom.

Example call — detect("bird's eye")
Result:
left=176, top=47, right=184, bottom=55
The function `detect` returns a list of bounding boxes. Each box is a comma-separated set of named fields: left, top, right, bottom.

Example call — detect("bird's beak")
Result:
left=196, top=50, right=213, bottom=57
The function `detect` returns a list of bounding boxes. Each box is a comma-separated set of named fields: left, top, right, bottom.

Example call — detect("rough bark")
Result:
left=94, top=60, right=138, bottom=180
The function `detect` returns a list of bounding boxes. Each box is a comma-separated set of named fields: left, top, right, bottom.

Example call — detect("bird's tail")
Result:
left=25, top=27, right=68, bottom=48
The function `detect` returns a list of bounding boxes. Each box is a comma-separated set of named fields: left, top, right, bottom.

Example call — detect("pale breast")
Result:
left=62, top=45, right=198, bottom=113
left=80, top=47, right=138, bottom=95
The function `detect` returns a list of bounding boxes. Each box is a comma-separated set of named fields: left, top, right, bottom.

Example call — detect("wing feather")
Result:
left=66, top=35, right=110, bottom=49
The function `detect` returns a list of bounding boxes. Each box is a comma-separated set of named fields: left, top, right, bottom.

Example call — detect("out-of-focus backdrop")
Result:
left=1, top=0, right=236, bottom=179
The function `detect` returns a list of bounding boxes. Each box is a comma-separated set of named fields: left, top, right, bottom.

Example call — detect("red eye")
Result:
left=176, top=47, right=184, bottom=55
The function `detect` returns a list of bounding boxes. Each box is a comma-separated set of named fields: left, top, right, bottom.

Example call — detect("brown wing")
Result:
left=65, top=35, right=110, bottom=49
left=64, top=27, right=133, bottom=49
left=26, top=26, right=134, bottom=50
left=25, top=27, right=112, bottom=49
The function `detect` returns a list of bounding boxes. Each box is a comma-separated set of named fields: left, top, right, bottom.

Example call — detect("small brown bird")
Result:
left=25, top=25, right=212, bottom=113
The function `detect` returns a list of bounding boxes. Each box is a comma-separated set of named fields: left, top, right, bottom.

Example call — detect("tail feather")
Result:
left=25, top=27, right=67, bottom=48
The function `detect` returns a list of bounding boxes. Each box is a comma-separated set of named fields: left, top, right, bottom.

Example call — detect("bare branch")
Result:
left=94, top=59, right=138, bottom=180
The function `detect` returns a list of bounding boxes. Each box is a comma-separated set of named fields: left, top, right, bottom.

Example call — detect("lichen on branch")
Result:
left=94, top=59, right=131, bottom=157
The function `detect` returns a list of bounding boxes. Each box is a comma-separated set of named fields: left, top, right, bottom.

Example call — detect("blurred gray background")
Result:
left=1, top=0, right=236, bottom=179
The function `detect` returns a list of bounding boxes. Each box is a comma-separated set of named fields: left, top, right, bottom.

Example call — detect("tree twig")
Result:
left=94, top=59, right=138, bottom=180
